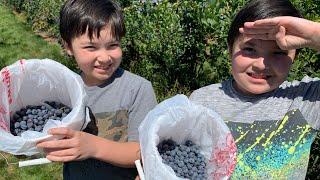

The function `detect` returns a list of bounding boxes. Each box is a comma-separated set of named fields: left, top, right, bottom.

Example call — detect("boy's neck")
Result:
left=81, top=68, right=123, bottom=87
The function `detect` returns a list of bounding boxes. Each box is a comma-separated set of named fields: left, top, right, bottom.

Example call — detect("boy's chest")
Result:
left=84, top=109, right=129, bottom=142
left=227, top=109, right=317, bottom=179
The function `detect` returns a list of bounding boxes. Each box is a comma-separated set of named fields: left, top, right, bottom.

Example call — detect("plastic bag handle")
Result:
left=18, top=158, right=51, bottom=167
left=80, top=106, right=90, bottom=131
left=135, top=159, right=145, bottom=180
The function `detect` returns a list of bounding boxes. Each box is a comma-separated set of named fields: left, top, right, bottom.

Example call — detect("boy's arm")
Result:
left=37, top=80, right=157, bottom=167
left=92, top=136, right=140, bottom=167
left=92, top=79, right=157, bottom=167
left=37, top=128, right=139, bottom=168
left=240, top=16, right=320, bottom=51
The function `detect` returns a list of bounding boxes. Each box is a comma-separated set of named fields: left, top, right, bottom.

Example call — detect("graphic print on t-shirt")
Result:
left=226, top=109, right=317, bottom=179
left=85, top=110, right=129, bottom=142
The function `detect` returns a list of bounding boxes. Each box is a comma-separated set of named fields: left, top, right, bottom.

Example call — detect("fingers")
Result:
left=240, top=27, right=277, bottom=35
left=240, top=22, right=280, bottom=34
left=39, top=143, right=81, bottom=162
left=252, top=17, right=281, bottom=26
left=46, top=148, right=78, bottom=157
left=37, top=138, right=76, bottom=149
left=46, top=154, right=78, bottom=162
left=240, top=30, right=278, bottom=41
left=48, top=127, right=76, bottom=138
left=244, top=21, right=278, bottom=29
left=275, top=26, right=287, bottom=49
left=240, top=28, right=279, bottom=41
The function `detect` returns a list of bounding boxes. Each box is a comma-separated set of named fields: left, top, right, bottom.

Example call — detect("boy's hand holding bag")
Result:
left=0, top=59, right=90, bottom=156
left=139, top=95, right=237, bottom=180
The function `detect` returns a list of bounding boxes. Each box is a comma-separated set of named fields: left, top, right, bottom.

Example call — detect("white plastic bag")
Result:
left=139, top=95, right=237, bottom=180
left=0, top=59, right=90, bottom=156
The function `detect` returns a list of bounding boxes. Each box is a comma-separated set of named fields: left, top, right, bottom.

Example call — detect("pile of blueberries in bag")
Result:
left=158, top=139, right=207, bottom=180
left=10, top=101, right=71, bottom=136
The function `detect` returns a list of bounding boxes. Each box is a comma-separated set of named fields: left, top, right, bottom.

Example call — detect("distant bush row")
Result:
left=3, top=0, right=320, bottom=178
left=3, top=0, right=319, bottom=99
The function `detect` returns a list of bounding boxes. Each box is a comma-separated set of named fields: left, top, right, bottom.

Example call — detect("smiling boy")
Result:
left=37, top=0, right=157, bottom=179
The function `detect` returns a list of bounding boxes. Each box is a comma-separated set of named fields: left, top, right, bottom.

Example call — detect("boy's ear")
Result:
left=63, top=41, right=73, bottom=56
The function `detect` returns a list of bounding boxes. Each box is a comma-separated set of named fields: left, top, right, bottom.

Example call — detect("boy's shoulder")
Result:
left=120, top=69, right=153, bottom=90
left=190, top=80, right=227, bottom=100
left=280, top=75, right=320, bottom=89
left=122, top=69, right=151, bottom=83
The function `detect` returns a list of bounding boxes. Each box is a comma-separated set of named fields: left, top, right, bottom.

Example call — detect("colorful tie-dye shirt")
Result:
left=190, top=76, right=320, bottom=179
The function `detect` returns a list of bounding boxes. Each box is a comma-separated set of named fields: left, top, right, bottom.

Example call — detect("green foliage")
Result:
left=291, top=0, right=320, bottom=20
left=22, top=0, right=63, bottom=36
left=118, top=0, right=133, bottom=8
left=2, top=0, right=320, bottom=178
left=2, top=0, right=26, bottom=12
left=3, top=0, right=319, bottom=99
left=122, top=0, right=245, bottom=99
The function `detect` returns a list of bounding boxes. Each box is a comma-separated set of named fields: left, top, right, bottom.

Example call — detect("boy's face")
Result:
left=66, top=26, right=122, bottom=86
left=231, top=35, right=296, bottom=95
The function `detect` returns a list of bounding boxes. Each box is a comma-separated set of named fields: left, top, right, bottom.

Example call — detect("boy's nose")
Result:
left=252, top=56, right=270, bottom=70
left=97, top=51, right=112, bottom=63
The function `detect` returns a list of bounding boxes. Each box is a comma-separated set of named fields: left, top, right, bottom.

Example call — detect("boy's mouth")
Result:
left=247, top=72, right=271, bottom=79
left=95, top=64, right=112, bottom=71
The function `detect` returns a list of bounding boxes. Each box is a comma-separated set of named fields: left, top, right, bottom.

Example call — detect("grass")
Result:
left=0, top=153, right=63, bottom=180
left=0, top=3, right=67, bottom=180
left=0, top=2, right=76, bottom=70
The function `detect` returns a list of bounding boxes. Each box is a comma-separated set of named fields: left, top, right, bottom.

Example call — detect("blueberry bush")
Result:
left=2, top=0, right=320, bottom=178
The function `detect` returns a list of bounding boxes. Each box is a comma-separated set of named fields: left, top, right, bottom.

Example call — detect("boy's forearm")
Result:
left=311, top=21, right=320, bottom=52
left=90, top=136, right=141, bottom=168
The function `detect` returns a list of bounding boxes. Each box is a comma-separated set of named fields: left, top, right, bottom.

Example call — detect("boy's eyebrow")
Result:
left=243, top=41, right=256, bottom=47
left=80, top=40, right=119, bottom=45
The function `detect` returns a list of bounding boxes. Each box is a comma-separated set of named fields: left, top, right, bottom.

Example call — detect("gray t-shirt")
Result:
left=64, top=68, right=157, bottom=180
left=190, top=76, right=320, bottom=179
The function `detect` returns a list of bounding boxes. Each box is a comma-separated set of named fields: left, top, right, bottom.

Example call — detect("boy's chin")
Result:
left=83, top=76, right=110, bottom=86
left=235, top=84, right=276, bottom=96
left=245, top=86, right=276, bottom=95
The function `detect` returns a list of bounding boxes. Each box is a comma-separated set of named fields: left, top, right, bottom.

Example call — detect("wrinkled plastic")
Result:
left=0, top=59, right=90, bottom=156
left=139, top=95, right=237, bottom=180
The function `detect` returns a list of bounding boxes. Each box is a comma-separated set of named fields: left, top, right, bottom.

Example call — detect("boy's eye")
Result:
left=273, top=51, right=288, bottom=56
left=108, top=43, right=120, bottom=49
left=84, top=46, right=96, bottom=50
left=242, top=47, right=256, bottom=54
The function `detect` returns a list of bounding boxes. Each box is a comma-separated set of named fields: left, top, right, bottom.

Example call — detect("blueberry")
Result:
left=64, top=108, right=71, bottom=113
left=33, top=118, right=39, bottom=124
left=14, top=122, right=20, bottom=128
left=31, top=109, right=37, bottom=115
left=20, top=124, right=27, bottom=130
left=27, top=122, right=33, bottom=128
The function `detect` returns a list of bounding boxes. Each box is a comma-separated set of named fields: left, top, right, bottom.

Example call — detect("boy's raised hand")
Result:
left=239, top=16, right=320, bottom=51
left=37, top=127, right=97, bottom=162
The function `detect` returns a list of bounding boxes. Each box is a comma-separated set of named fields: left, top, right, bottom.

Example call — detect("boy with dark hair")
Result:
left=37, top=0, right=157, bottom=179
left=190, top=0, right=320, bottom=179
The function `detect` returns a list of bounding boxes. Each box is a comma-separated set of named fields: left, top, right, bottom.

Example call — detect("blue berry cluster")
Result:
left=10, top=101, right=71, bottom=136
left=157, top=139, right=207, bottom=180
